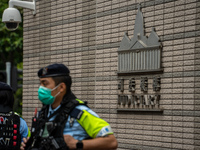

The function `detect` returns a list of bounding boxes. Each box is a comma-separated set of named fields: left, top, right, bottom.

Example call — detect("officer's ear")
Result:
left=59, top=82, right=66, bottom=93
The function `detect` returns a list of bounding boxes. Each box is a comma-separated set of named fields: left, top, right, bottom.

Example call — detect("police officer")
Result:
left=0, top=82, right=30, bottom=150
left=21, top=63, right=118, bottom=150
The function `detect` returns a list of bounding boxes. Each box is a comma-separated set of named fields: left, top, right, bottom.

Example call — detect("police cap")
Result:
left=38, top=63, right=70, bottom=78
left=0, top=82, right=13, bottom=91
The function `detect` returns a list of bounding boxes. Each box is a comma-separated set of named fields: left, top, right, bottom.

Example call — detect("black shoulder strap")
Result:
left=38, top=105, right=48, bottom=120
left=69, top=100, right=89, bottom=120
left=54, top=99, right=79, bottom=124
left=42, top=99, right=78, bottom=123
left=70, top=108, right=84, bottom=120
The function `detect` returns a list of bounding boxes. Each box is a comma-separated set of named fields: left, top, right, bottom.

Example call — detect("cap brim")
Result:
left=39, top=73, right=69, bottom=78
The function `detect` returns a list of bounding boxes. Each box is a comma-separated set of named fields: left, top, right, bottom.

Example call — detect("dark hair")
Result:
left=0, top=90, right=14, bottom=108
left=52, top=75, right=72, bottom=92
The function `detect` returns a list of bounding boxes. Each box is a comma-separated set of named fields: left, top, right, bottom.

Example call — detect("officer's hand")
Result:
left=20, top=137, right=29, bottom=150
left=64, top=135, right=78, bottom=150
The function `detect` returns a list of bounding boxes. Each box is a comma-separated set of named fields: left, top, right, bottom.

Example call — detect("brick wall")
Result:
left=22, top=0, right=200, bottom=149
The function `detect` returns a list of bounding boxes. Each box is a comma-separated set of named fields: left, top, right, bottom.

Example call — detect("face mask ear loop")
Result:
left=52, top=83, right=61, bottom=91
left=54, top=91, right=61, bottom=98
left=52, top=83, right=61, bottom=98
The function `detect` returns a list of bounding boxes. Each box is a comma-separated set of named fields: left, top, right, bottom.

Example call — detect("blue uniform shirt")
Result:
left=20, top=117, right=29, bottom=141
left=48, top=105, right=99, bottom=140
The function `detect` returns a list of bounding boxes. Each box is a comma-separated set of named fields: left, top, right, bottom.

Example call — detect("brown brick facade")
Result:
left=22, top=0, right=200, bottom=149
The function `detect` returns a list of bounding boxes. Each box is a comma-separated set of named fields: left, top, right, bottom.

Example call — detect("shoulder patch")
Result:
left=96, top=125, right=113, bottom=137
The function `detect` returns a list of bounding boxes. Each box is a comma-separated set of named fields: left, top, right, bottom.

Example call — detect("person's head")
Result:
left=0, top=82, right=14, bottom=109
left=37, top=63, right=72, bottom=106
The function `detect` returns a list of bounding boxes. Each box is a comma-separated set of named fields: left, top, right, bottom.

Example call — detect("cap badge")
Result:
left=42, top=67, right=48, bottom=76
